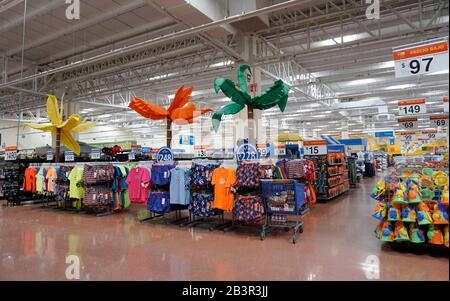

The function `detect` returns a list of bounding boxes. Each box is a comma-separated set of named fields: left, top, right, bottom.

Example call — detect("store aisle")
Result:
left=0, top=177, right=448, bottom=281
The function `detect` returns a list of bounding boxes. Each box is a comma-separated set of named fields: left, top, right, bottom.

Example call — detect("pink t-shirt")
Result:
left=126, top=167, right=150, bottom=204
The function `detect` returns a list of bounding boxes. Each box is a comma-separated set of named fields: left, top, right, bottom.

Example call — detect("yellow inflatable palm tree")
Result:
left=23, top=95, right=95, bottom=157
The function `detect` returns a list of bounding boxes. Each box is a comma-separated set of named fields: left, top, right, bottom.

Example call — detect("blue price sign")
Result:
left=236, top=143, right=259, bottom=162
left=156, top=147, right=174, bottom=162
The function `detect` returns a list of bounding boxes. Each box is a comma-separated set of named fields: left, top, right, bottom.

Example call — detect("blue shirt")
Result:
left=170, top=167, right=191, bottom=205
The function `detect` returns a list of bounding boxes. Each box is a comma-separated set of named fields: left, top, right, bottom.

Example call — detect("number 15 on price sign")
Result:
left=398, top=99, right=426, bottom=116
left=303, top=140, right=327, bottom=155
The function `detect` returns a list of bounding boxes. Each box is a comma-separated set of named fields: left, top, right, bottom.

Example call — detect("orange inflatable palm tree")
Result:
left=128, top=85, right=212, bottom=146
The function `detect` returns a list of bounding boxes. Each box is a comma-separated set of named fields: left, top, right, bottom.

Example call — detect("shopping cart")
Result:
left=260, top=179, right=305, bottom=244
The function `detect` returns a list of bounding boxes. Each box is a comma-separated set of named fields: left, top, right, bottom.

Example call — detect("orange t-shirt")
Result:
left=211, top=167, right=236, bottom=212
left=23, top=167, right=37, bottom=192
left=46, top=167, right=57, bottom=192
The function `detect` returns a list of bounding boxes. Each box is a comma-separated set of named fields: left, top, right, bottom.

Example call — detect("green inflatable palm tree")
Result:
left=212, top=64, right=290, bottom=131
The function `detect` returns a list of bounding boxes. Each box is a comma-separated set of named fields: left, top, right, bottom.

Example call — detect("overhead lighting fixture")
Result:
left=346, top=78, right=378, bottom=86
left=209, top=60, right=234, bottom=68
left=384, top=84, right=416, bottom=90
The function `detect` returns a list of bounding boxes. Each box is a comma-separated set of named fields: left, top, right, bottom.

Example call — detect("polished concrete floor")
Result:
left=0, top=177, right=448, bottom=281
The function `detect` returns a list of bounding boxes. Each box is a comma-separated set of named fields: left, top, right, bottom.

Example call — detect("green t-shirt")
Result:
left=36, top=168, right=45, bottom=193
left=68, top=167, right=85, bottom=199
left=118, top=165, right=131, bottom=208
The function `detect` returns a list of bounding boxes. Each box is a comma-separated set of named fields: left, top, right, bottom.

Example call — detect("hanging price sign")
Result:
left=398, top=117, right=418, bottom=129
left=430, top=115, right=448, bottom=127
left=399, top=131, right=416, bottom=141
left=156, top=147, right=174, bottom=162
left=274, top=145, right=286, bottom=156
left=393, top=40, right=449, bottom=78
left=303, top=140, right=327, bottom=155
left=194, top=146, right=209, bottom=158
left=90, top=148, right=101, bottom=160
left=398, top=99, right=426, bottom=116
left=420, top=130, right=438, bottom=140
left=5, top=146, right=17, bottom=161
left=64, top=151, right=75, bottom=162
left=46, top=150, right=54, bottom=161
left=256, top=144, right=268, bottom=158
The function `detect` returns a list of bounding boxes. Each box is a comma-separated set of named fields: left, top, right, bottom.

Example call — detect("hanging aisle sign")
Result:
left=46, top=150, right=54, bottom=161
left=90, top=148, right=101, bottom=160
left=430, top=115, right=448, bottom=127
left=236, top=143, right=259, bottom=161
left=156, top=147, right=174, bottom=162
left=393, top=40, right=449, bottom=78
left=399, top=131, right=416, bottom=141
left=398, top=99, right=426, bottom=116
left=303, top=140, right=327, bottom=155
left=5, top=146, right=17, bottom=161
left=64, top=151, right=75, bottom=162
left=398, top=117, right=418, bottom=129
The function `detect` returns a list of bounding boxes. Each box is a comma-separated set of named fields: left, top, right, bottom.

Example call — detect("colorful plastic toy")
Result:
left=427, top=226, right=444, bottom=245
left=402, top=206, right=417, bottom=222
left=394, top=221, right=410, bottom=241
left=409, top=223, right=425, bottom=243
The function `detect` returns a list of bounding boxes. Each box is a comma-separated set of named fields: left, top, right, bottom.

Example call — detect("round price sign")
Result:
left=236, top=143, right=258, bottom=162
left=156, top=147, right=174, bottom=162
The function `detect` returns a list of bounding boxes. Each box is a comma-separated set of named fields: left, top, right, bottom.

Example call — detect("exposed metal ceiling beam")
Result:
left=0, top=0, right=311, bottom=90
left=6, top=0, right=148, bottom=56
left=0, top=0, right=64, bottom=34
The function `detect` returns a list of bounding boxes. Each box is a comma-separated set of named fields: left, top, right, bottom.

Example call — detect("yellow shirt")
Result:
left=68, top=167, right=85, bottom=199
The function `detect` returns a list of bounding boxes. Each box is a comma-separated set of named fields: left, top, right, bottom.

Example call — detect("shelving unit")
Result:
left=303, top=140, right=350, bottom=202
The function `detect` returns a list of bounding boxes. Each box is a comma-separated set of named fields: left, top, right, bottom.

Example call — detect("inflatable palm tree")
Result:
left=128, top=85, right=212, bottom=146
left=212, top=64, right=290, bottom=131
left=23, top=95, right=96, bottom=161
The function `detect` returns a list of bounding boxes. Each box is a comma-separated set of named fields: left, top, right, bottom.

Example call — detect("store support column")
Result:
left=234, top=34, right=266, bottom=144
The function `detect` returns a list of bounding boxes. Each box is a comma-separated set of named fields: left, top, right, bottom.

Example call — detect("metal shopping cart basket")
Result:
left=260, top=179, right=305, bottom=244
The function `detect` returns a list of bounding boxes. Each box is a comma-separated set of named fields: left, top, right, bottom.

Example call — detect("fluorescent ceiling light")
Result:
left=346, top=78, right=377, bottom=86
left=384, top=84, right=416, bottom=90
left=97, top=114, right=112, bottom=118
left=209, top=60, right=234, bottom=68
left=379, top=61, right=395, bottom=68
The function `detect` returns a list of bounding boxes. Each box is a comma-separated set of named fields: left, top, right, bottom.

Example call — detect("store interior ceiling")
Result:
left=0, top=0, right=448, bottom=144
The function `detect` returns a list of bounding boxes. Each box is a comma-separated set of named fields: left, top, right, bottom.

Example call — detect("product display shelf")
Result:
left=305, top=152, right=350, bottom=202
left=371, top=168, right=449, bottom=248
left=347, top=157, right=359, bottom=188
